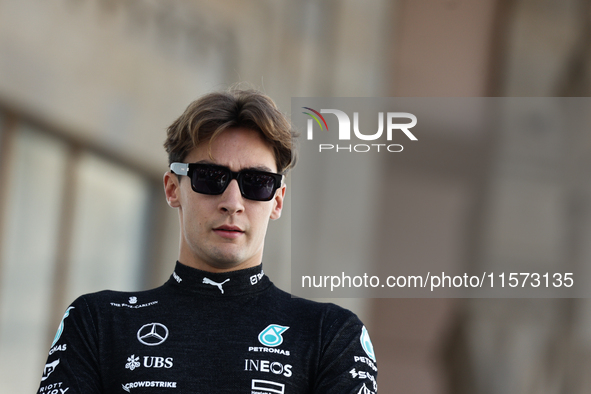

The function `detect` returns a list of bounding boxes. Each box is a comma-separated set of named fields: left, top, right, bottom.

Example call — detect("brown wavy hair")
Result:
left=164, top=88, right=297, bottom=174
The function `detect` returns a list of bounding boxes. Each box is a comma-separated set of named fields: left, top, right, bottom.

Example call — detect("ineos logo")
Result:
left=137, top=323, right=169, bottom=346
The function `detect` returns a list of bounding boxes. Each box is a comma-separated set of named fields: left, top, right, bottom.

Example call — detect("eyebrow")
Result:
left=194, top=160, right=276, bottom=173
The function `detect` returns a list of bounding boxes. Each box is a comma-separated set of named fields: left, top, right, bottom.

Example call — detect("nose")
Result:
left=218, top=179, right=245, bottom=215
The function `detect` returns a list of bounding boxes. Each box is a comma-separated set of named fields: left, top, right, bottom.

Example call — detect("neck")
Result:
left=168, top=261, right=270, bottom=296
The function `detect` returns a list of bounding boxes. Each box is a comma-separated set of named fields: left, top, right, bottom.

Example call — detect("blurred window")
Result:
left=0, top=112, right=155, bottom=392
left=65, top=153, right=149, bottom=301
left=0, top=124, right=68, bottom=392
left=0, top=112, right=4, bottom=151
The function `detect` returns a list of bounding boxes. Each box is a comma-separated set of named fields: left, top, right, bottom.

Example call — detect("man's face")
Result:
left=164, top=127, right=285, bottom=272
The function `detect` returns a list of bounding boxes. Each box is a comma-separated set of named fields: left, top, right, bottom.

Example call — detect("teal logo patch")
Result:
left=258, top=324, right=289, bottom=347
left=52, top=306, right=74, bottom=347
left=360, top=326, right=376, bottom=362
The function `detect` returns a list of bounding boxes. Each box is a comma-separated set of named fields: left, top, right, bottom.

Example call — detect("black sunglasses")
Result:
left=170, top=162, right=284, bottom=201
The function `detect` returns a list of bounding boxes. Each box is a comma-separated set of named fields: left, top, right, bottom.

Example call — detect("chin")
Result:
left=207, top=252, right=245, bottom=269
left=210, top=260, right=241, bottom=270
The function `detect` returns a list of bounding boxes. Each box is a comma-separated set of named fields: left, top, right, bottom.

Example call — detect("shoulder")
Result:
left=270, top=285, right=358, bottom=314
left=266, top=287, right=378, bottom=391
left=66, top=285, right=167, bottom=318
left=267, top=285, right=364, bottom=335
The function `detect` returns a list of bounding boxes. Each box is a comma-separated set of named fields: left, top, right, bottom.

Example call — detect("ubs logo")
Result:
left=137, top=323, right=169, bottom=346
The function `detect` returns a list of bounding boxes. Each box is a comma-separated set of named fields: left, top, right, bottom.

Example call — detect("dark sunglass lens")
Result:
left=192, top=166, right=229, bottom=194
left=241, top=171, right=276, bottom=201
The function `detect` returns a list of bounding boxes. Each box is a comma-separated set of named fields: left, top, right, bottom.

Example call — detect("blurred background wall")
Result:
left=1, top=0, right=590, bottom=393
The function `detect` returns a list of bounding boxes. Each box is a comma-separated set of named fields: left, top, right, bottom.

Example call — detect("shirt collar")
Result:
left=167, top=261, right=270, bottom=296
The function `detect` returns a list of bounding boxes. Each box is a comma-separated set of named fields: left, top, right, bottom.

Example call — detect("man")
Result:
left=38, top=89, right=378, bottom=393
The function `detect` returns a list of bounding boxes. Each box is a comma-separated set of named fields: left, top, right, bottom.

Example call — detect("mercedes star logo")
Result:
left=137, top=323, right=169, bottom=346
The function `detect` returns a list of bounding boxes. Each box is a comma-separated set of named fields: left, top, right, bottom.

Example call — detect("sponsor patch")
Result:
left=258, top=325, right=289, bottom=347
left=356, top=383, right=376, bottom=394
left=350, top=369, right=378, bottom=391
left=49, top=344, right=67, bottom=356
left=354, top=356, right=377, bottom=372
left=251, top=379, right=285, bottom=394
left=172, top=271, right=182, bottom=283
left=125, top=355, right=141, bottom=371
left=41, top=359, right=60, bottom=382
left=248, top=347, right=290, bottom=356
left=125, top=355, right=174, bottom=370
left=202, top=277, right=230, bottom=294
left=122, top=381, right=177, bottom=392
left=38, top=381, right=69, bottom=394
left=360, top=326, right=376, bottom=362
left=250, top=271, right=264, bottom=285
left=52, top=307, right=74, bottom=347
left=137, top=323, right=169, bottom=346
left=244, top=359, right=292, bottom=378
left=110, top=301, right=158, bottom=309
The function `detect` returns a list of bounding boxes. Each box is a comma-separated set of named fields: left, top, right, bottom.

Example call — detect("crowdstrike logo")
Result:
left=302, top=107, right=417, bottom=153
left=122, top=381, right=177, bottom=392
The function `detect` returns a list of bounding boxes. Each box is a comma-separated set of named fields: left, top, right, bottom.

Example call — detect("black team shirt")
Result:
left=37, top=262, right=378, bottom=393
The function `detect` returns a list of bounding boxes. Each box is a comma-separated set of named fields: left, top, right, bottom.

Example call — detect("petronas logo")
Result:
left=52, top=306, right=74, bottom=347
left=258, top=324, right=289, bottom=347
left=360, top=326, right=376, bottom=362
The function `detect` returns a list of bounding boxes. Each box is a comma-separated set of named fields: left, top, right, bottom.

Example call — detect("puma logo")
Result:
left=202, top=278, right=230, bottom=294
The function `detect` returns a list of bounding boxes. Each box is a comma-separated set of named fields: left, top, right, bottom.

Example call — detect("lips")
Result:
left=213, top=224, right=244, bottom=239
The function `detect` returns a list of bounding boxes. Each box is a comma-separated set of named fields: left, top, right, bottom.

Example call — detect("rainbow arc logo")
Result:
left=302, top=107, right=329, bottom=132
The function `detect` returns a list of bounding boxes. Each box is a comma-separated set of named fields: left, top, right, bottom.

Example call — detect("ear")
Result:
left=269, top=184, right=286, bottom=220
left=164, top=171, right=181, bottom=208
